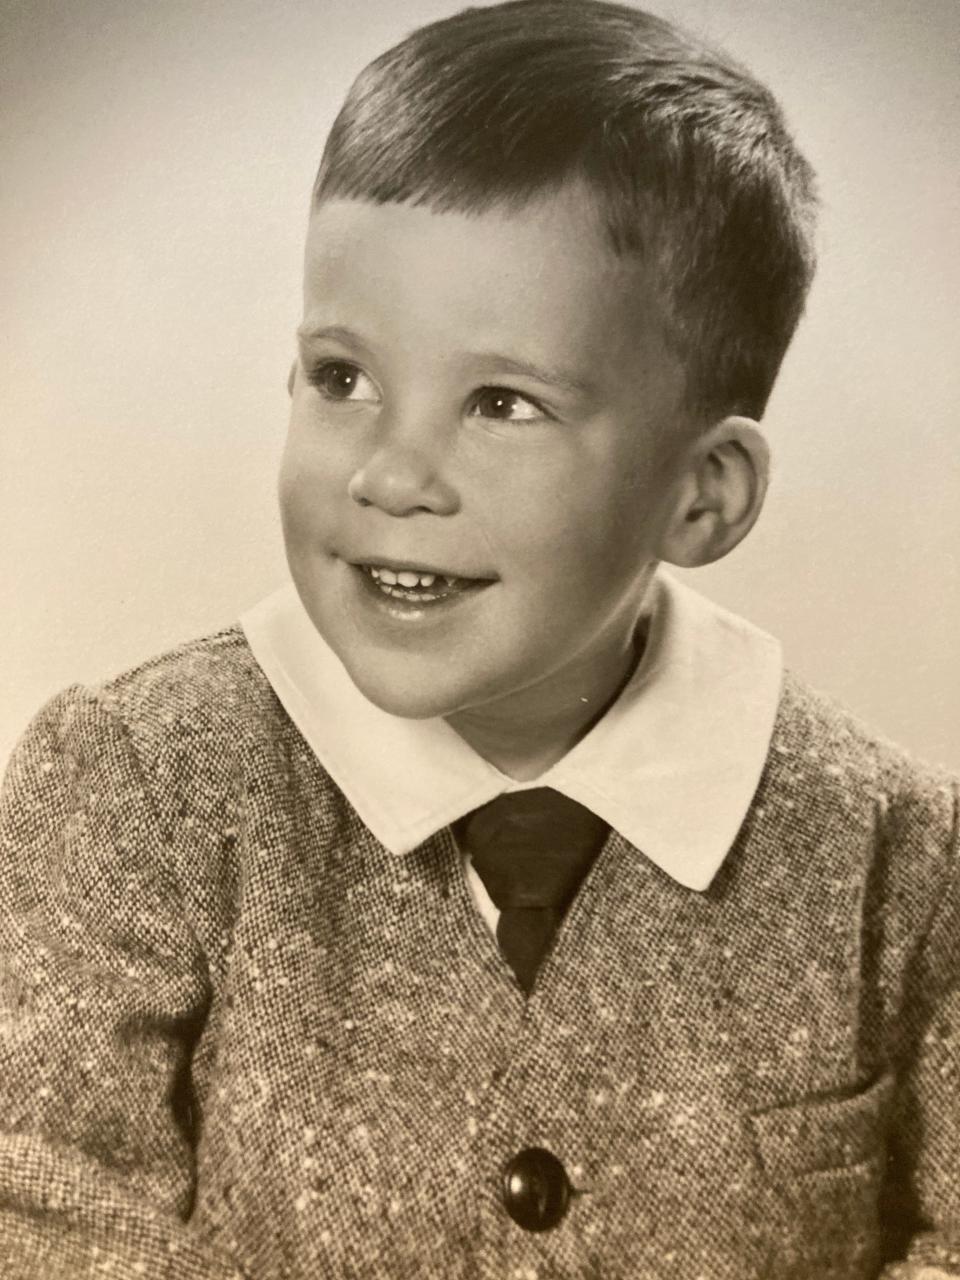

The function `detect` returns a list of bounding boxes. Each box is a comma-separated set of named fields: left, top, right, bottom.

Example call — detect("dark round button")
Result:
left=502, top=1146, right=572, bottom=1232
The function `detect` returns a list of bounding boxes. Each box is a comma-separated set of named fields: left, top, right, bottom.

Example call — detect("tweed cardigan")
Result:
left=1, top=626, right=959, bottom=1280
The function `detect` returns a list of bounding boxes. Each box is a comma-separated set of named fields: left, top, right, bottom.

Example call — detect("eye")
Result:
left=470, top=387, right=547, bottom=423
left=308, top=360, right=380, bottom=404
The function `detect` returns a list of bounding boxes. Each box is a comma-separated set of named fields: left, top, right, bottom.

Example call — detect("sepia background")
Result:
left=2, top=0, right=958, bottom=773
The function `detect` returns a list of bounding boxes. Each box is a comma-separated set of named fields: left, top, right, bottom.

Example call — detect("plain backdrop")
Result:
left=2, top=0, right=958, bottom=774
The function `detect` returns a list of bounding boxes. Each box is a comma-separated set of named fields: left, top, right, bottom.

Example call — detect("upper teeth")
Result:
left=369, top=566, right=441, bottom=588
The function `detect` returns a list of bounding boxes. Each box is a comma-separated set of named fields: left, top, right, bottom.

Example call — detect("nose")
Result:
left=347, top=424, right=459, bottom=518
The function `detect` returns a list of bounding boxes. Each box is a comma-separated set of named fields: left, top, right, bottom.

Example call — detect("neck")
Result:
left=445, top=612, right=651, bottom=781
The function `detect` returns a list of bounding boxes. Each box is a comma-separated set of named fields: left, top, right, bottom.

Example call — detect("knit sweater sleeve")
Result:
left=0, top=687, right=248, bottom=1280
left=880, top=779, right=960, bottom=1280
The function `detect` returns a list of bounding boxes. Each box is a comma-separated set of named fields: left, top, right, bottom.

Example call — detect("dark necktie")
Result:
left=453, top=787, right=610, bottom=994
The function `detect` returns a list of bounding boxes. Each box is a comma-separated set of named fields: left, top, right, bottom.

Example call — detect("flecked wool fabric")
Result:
left=1, top=625, right=959, bottom=1280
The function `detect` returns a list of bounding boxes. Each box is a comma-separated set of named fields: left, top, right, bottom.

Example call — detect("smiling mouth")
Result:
left=353, top=562, right=494, bottom=604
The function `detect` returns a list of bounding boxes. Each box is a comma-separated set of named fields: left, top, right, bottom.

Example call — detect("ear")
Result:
left=287, top=360, right=298, bottom=397
left=657, top=416, right=770, bottom=569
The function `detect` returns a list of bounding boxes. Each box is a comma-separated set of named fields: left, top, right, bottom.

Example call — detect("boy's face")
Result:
left=280, top=185, right=691, bottom=725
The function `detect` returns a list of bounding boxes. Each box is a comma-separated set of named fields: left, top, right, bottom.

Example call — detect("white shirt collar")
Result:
left=240, top=574, right=782, bottom=892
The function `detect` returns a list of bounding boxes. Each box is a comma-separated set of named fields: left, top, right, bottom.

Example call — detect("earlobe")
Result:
left=658, top=416, right=770, bottom=569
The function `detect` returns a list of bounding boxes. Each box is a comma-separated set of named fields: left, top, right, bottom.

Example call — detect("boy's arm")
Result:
left=879, top=779, right=960, bottom=1279
left=0, top=688, right=249, bottom=1280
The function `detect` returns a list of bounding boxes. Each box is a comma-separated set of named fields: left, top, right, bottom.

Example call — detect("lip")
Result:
left=347, top=560, right=494, bottom=619
left=348, top=554, right=498, bottom=583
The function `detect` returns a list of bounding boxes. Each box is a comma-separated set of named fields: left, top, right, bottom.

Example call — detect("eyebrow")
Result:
left=296, top=323, right=594, bottom=399
left=471, top=353, right=595, bottom=399
left=296, top=322, right=367, bottom=351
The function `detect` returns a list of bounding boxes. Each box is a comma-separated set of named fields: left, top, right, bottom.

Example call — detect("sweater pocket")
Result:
left=745, top=1074, right=895, bottom=1278
left=746, top=1070, right=894, bottom=1179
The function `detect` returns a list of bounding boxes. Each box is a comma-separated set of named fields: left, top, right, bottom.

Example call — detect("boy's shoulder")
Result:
left=777, top=667, right=952, bottom=783
left=93, top=621, right=281, bottom=757
left=3, top=624, right=286, bottom=852
left=772, top=667, right=956, bottom=842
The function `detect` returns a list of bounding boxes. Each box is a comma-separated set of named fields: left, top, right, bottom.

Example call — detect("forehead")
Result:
left=301, top=191, right=675, bottom=390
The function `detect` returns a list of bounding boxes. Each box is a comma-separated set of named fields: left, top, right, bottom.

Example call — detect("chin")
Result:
left=340, top=656, right=470, bottom=722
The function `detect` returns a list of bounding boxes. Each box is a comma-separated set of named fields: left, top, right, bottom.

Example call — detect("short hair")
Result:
left=313, top=0, right=817, bottom=422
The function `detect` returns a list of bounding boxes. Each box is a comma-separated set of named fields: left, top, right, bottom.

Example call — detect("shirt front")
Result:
left=240, top=571, right=783, bottom=895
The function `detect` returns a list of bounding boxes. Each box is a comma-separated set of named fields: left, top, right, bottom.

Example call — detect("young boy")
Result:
left=1, top=2, right=958, bottom=1278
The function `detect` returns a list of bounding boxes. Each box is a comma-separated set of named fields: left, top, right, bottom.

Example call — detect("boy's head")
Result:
left=313, top=0, right=817, bottom=424
left=280, top=1, right=817, bottom=750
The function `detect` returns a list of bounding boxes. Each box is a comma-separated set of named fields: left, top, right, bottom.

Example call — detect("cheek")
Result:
left=593, top=443, right=678, bottom=553
left=276, top=444, right=316, bottom=544
left=501, top=459, right=661, bottom=589
left=278, top=412, right=351, bottom=535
